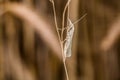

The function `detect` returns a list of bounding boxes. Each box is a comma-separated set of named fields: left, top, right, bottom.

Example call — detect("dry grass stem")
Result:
left=49, top=0, right=72, bottom=80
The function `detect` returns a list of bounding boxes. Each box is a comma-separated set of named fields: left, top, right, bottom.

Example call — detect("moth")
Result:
left=49, top=0, right=87, bottom=58
left=64, top=18, right=74, bottom=57
left=64, top=13, right=87, bottom=58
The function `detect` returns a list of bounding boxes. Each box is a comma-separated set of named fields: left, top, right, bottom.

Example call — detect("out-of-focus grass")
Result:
left=0, top=2, right=62, bottom=59
left=0, top=0, right=120, bottom=80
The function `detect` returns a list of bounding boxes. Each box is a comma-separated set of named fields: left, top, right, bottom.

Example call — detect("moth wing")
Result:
left=66, top=41, right=72, bottom=57
left=64, top=18, right=74, bottom=57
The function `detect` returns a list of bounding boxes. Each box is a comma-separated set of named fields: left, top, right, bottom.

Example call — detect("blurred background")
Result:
left=0, top=0, right=120, bottom=80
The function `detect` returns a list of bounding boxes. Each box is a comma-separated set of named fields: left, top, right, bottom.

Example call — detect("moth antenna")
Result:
left=62, top=0, right=71, bottom=28
left=73, top=13, right=87, bottom=25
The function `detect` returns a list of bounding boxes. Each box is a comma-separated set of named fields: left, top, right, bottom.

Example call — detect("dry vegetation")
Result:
left=0, top=0, right=120, bottom=80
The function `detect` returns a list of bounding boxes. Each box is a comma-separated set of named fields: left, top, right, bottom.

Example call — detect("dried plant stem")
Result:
left=61, top=0, right=71, bottom=40
left=50, top=0, right=69, bottom=80
left=49, top=0, right=65, bottom=60
left=63, top=60, right=69, bottom=80
left=50, top=0, right=61, bottom=40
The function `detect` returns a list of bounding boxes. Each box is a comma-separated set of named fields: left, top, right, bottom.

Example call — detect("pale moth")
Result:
left=49, top=0, right=87, bottom=58
left=64, top=13, right=87, bottom=58
left=64, top=18, right=74, bottom=57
